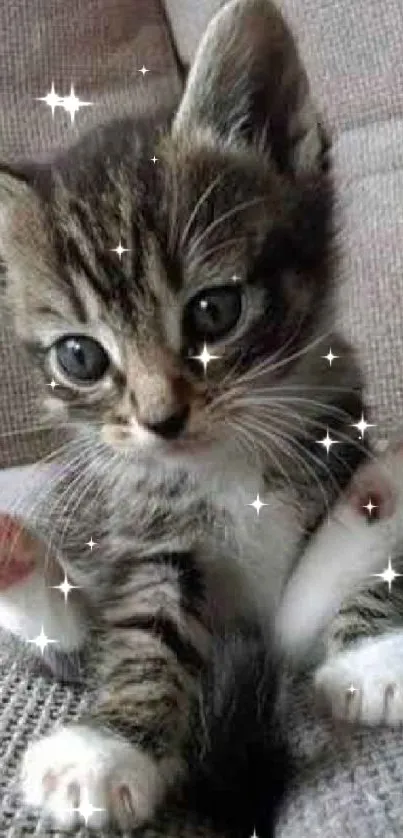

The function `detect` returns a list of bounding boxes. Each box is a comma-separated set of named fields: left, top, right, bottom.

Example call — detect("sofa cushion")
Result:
left=333, top=120, right=403, bottom=440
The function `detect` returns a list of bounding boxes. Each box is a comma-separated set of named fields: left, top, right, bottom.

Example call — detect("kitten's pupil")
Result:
left=54, top=335, right=109, bottom=384
left=183, top=285, right=242, bottom=343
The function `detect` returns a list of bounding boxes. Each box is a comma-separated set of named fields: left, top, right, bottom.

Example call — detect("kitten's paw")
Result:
left=21, top=725, right=171, bottom=830
left=346, top=433, right=403, bottom=521
left=314, top=633, right=403, bottom=726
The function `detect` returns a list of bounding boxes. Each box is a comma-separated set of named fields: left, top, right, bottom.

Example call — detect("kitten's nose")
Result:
left=144, top=405, right=190, bottom=440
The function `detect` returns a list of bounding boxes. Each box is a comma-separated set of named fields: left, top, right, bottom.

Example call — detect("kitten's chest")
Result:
left=199, top=472, right=304, bottom=628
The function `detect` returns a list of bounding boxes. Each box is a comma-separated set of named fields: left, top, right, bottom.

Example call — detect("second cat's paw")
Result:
left=21, top=725, right=172, bottom=830
left=314, top=633, right=403, bottom=726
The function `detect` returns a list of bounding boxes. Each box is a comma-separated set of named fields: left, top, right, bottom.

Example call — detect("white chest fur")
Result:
left=198, top=464, right=304, bottom=630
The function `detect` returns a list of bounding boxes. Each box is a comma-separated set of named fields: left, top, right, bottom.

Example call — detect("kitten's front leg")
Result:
left=314, top=439, right=403, bottom=724
left=277, top=436, right=403, bottom=726
left=275, top=440, right=403, bottom=662
left=21, top=551, right=208, bottom=830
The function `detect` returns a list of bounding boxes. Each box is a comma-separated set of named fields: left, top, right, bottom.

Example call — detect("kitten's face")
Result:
left=0, top=0, right=335, bottom=469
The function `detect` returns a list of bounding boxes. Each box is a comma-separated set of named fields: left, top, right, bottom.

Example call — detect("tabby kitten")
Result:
left=0, top=0, right=399, bottom=831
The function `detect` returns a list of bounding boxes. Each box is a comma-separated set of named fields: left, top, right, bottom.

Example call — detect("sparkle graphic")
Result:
left=231, top=273, right=240, bottom=282
left=47, top=379, right=58, bottom=389
left=86, top=538, right=97, bottom=551
left=150, top=155, right=159, bottom=164
left=60, top=85, right=92, bottom=124
left=346, top=684, right=357, bottom=696
left=110, top=240, right=130, bottom=260
left=248, top=494, right=268, bottom=516
left=29, top=626, right=58, bottom=655
left=139, top=65, right=149, bottom=76
left=191, top=343, right=220, bottom=373
left=72, top=794, right=105, bottom=826
left=351, top=413, right=376, bottom=440
left=37, top=83, right=93, bottom=123
left=51, top=573, right=79, bottom=604
left=322, top=347, right=339, bottom=366
left=363, top=497, right=377, bottom=517
left=36, top=82, right=61, bottom=116
left=372, top=557, right=402, bottom=593
left=316, top=429, right=340, bottom=455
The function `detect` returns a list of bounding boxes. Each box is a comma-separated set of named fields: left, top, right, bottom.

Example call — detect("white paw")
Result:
left=21, top=725, right=169, bottom=830
left=315, top=633, right=403, bottom=726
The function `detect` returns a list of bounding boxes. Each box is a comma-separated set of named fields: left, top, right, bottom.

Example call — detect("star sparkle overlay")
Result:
left=29, top=626, right=58, bottom=655
left=322, top=347, right=339, bottom=366
left=51, top=573, right=80, bottom=604
left=316, top=428, right=340, bottom=455
left=248, top=494, right=268, bottom=516
left=372, top=557, right=402, bottom=593
left=36, top=83, right=93, bottom=124
left=111, top=240, right=130, bottom=260
left=351, top=413, right=376, bottom=440
left=191, top=343, right=221, bottom=373
left=363, top=497, right=377, bottom=517
left=72, top=795, right=105, bottom=826
left=86, top=538, right=97, bottom=551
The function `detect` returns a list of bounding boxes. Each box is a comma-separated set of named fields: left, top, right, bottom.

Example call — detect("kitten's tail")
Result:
left=143, top=627, right=292, bottom=838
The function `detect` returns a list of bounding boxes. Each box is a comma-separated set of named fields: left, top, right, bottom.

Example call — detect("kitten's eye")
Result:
left=53, top=335, right=109, bottom=384
left=183, top=285, right=242, bottom=342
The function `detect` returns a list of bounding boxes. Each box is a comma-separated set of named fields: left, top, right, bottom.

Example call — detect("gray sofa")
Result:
left=1, top=0, right=403, bottom=835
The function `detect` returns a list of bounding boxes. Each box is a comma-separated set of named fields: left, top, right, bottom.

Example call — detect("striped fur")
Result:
left=0, top=0, right=372, bottom=833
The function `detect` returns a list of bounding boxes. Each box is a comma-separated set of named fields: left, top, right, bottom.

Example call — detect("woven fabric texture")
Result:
left=0, top=0, right=181, bottom=468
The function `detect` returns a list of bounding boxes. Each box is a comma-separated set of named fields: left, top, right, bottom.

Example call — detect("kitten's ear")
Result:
left=173, top=0, right=328, bottom=175
left=0, top=165, right=57, bottom=339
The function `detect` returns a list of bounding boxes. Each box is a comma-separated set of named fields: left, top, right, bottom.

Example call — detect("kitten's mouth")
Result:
left=162, top=437, right=211, bottom=457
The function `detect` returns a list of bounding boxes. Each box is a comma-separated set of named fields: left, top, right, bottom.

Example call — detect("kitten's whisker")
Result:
left=42, top=446, right=113, bottom=570
left=232, top=416, right=296, bottom=497
left=240, top=415, right=334, bottom=515
left=188, top=196, right=266, bottom=259
left=208, top=383, right=346, bottom=419
left=0, top=422, right=62, bottom=440
left=245, top=403, right=365, bottom=487
left=52, top=449, right=120, bottom=570
left=237, top=394, right=351, bottom=422
left=255, top=407, right=353, bottom=498
left=247, top=398, right=376, bottom=466
left=191, top=236, right=248, bottom=268
left=180, top=172, right=225, bottom=249
left=1, top=439, right=102, bottom=569
left=0, top=438, right=96, bottom=534
left=234, top=328, right=334, bottom=385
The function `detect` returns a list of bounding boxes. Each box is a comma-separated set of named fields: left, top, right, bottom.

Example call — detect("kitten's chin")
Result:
left=102, top=422, right=239, bottom=473
left=136, top=436, right=228, bottom=474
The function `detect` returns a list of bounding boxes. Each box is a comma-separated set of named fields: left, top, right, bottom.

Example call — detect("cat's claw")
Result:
left=21, top=725, right=169, bottom=830
left=314, top=633, right=403, bottom=726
